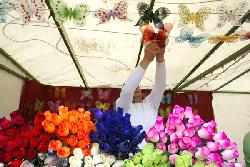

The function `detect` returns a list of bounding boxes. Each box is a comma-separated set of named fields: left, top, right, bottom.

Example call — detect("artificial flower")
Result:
left=69, top=121, right=78, bottom=134
left=67, top=135, right=78, bottom=147
left=69, top=156, right=83, bottom=167
left=175, top=151, right=192, bottom=167
left=133, top=152, right=143, bottom=165
left=146, top=105, right=242, bottom=166
left=91, top=108, right=145, bottom=159
left=104, top=155, right=116, bottom=165
left=57, top=146, right=70, bottom=158
left=50, top=113, right=63, bottom=126
left=59, top=106, right=69, bottom=120
left=42, top=120, right=55, bottom=133
left=73, top=148, right=84, bottom=160
left=112, top=160, right=124, bottom=167
left=58, top=123, right=70, bottom=136
left=49, top=140, right=62, bottom=151
left=91, top=143, right=100, bottom=156
left=93, top=154, right=105, bottom=165
left=221, top=149, right=239, bottom=161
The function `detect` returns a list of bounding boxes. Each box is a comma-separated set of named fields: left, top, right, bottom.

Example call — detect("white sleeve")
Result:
left=116, top=66, right=145, bottom=112
left=145, top=61, right=166, bottom=109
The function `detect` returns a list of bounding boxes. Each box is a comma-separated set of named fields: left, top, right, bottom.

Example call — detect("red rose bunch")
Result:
left=0, top=111, right=51, bottom=164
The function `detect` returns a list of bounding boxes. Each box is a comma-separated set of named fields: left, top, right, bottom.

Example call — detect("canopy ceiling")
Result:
left=0, top=0, right=250, bottom=92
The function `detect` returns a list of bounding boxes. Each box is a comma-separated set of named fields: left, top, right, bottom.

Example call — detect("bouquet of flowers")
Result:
left=124, top=143, right=170, bottom=167
left=174, top=151, right=217, bottom=167
left=69, top=148, right=84, bottom=167
left=0, top=111, right=51, bottom=164
left=83, top=143, right=124, bottom=167
left=42, top=106, right=95, bottom=158
left=90, top=108, right=146, bottom=159
left=146, top=105, right=242, bottom=167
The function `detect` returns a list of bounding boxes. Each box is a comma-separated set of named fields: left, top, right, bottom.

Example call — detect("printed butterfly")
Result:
left=77, top=102, right=92, bottom=111
left=0, top=0, right=12, bottom=23
left=54, top=87, right=66, bottom=99
left=97, top=88, right=111, bottom=100
left=93, top=1, right=128, bottom=25
left=208, top=30, right=247, bottom=44
left=50, top=0, right=89, bottom=26
left=175, top=27, right=211, bottom=48
left=34, top=99, right=44, bottom=111
left=188, top=94, right=198, bottom=105
left=241, top=31, right=250, bottom=40
left=47, top=100, right=61, bottom=112
left=95, top=101, right=110, bottom=111
left=161, top=93, right=172, bottom=104
left=136, top=2, right=170, bottom=29
left=216, top=1, right=248, bottom=28
left=13, top=0, right=46, bottom=23
left=178, top=4, right=211, bottom=31
left=158, top=106, right=172, bottom=118
left=140, top=23, right=173, bottom=48
left=80, top=88, right=93, bottom=100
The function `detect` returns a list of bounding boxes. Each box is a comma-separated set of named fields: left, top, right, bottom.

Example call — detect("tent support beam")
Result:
left=0, top=48, right=39, bottom=82
left=214, top=68, right=250, bottom=91
left=45, top=0, right=88, bottom=88
left=176, top=43, right=250, bottom=90
left=212, top=91, right=250, bottom=95
left=0, top=64, right=26, bottom=80
left=177, top=90, right=250, bottom=95
left=173, top=10, right=250, bottom=91
left=135, top=0, right=156, bottom=67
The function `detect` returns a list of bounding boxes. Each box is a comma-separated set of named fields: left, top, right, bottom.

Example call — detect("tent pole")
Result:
left=176, top=43, right=250, bottom=90
left=135, top=43, right=143, bottom=67
left=213, top=68, right=250, bottom=91
left=213, top=91, right=250, bottom=95
left=0, top=48, right=39, bottom=82
left=176, top=90, right=250, bottom=95
left=0, top=64, right=26, bottom=80
left=135, top=0, right=156, bottom=67
left=173, top=10, right=250, bottom=91
left=45, top=0, right=88, bottom=88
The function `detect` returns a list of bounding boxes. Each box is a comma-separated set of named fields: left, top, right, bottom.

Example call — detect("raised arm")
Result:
left=145, top=46, right=166, bottom=109
left=116, top=42, right=160, bottom=111
left=144, top=23, right=172, bottom=109
left=116, top=66, right=145, bottom=111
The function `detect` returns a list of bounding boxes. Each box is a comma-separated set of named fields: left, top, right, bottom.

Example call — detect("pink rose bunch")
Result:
left=146, top=105, right=242, bottom=167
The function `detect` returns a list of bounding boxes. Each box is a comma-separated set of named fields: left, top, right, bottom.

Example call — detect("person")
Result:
left=244, top=131, right=250, bottom=167
left=116, top=41, right=167, bottom=148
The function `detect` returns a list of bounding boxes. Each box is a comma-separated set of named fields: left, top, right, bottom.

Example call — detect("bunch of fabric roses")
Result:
left=174, top=150, right=217, bottom=167
left=83, top=143, right=124, bottom=167
left=0, top=111, right=51, bottom=165
left=42, top=106, right=95, bottom=158
left=124, top=143, right=170, bottom=167
left=90, top=107, right=146, bottom=159
left=146, top=105, right=242, bottom=167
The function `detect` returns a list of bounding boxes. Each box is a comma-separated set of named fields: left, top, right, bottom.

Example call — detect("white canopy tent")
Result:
left=0, top=0, right=250, bottom=163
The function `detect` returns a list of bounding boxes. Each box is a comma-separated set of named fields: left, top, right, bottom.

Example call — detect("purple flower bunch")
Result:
left=146, top=105, right=242, bottom=167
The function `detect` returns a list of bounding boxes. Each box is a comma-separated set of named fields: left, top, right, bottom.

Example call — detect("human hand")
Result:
left=140, top=42, right=161, bottom=70
left=156, top=23, right=172, bottom=63
left=144, top=41, right=161, bottom=63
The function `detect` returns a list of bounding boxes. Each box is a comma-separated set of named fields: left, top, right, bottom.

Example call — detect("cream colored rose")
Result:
left=73, top=148, right=84, bottom=160
left=91, top=143, right=100, bottom=156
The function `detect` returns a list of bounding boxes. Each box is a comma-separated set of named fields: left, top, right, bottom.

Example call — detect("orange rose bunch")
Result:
left=42, top=106, right=95, bottom=158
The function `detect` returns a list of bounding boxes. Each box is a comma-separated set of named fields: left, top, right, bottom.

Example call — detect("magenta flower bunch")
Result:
left=146, top=105, right=242, bottom=167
